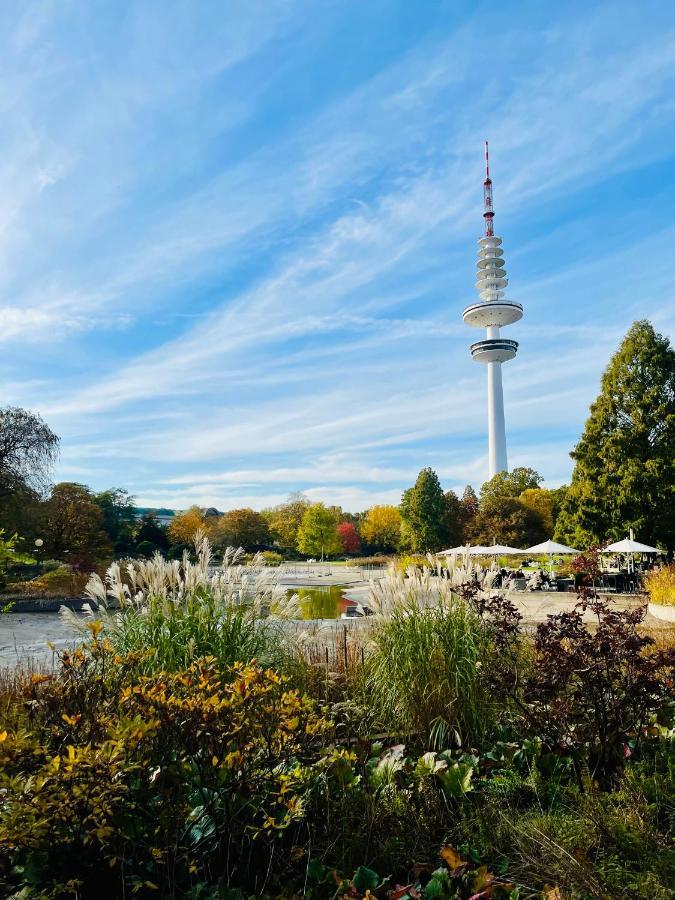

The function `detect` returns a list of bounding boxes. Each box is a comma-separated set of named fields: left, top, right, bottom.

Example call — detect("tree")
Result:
left=518, top=488, right=555, bottom=535
left=0, top=482, right=45, bottom=545
left=337, top=521, right=361, bottom=554
left=135, top=514, right=169, bottom=553
left=468, top=496, right=547, bottom=548
left=261, top=493, right=312, bottom=551
left=400, top=468, right=447, bottom=552
left=338, top=510, right=366, bottom=530
left=93, top=488, right=136, bottom=555
left=458, top=485, right=479, bottom=541
left=0, top=406, right=59, bottom=498
left=210, top=508, right=270, bottom=550
left=296, top=503, right=341, bottom=558
left=0, top=530, right=19, bottom=584
left=43, top=482, right=111, bottom=567
left=168, top=506, right=207, bottom=545
left=442, top=490, right=463, bottom=548
left=479, top=467, right=543, bottom=503
left=555, top=321, right=675, bottom=549
left=550, top=485, right=569, bottom=529
left=361, top=505, right=402, bottom=552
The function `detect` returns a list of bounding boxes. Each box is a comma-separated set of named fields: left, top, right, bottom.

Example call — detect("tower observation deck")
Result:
left=462, top=143, right=522, bottom=477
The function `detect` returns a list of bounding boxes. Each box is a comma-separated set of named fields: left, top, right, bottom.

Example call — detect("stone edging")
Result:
left=648, top=601, right=675, bottom=622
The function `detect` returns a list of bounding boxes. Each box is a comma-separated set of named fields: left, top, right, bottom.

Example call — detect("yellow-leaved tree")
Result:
left=168, top=506, right=206, bottom=545
left=361, top=505, right=401, bottom=553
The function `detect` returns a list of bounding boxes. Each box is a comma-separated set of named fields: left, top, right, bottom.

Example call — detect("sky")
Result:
left=1, top=0, right=675, bottom=513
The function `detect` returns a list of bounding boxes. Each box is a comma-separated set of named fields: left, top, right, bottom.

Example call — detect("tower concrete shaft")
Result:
left=462, top=143, right=522, bottom=479
left=487, top=360, right=507, bottom=476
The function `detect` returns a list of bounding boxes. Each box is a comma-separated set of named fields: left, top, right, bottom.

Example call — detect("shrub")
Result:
left=644, top=564, right=675, bottom=606
left=261, top=549, right=284, bottom=566
left=394, top=553, right=432, bottom=574
left=5, top=565, right=88, bottom=597
left=0, top=632, right=328, bottom=898
left=350, top=554, right=393, bottom=567
left=523, top=591, right=675, bottom=788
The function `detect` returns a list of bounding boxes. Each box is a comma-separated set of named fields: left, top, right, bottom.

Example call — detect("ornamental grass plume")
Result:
left=63, top=532, right=302, bottom=675
left=366, top=558, right=496, bottom=746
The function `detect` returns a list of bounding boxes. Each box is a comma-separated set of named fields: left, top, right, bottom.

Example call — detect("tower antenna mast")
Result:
left=483, top=140, right=494, bottom=237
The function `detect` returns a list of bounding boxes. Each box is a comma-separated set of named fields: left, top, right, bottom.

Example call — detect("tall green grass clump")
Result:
left=366, top=560, right=494, bottom=746
left=67, top=533, right=302, bottom=676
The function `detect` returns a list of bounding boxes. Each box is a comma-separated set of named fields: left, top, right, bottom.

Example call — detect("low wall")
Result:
left=648, top=602, right=675, bottom=623
left=0, top=596, right=88, bottom=614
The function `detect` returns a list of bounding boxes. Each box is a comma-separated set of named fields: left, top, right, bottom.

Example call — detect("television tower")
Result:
left=462, top=142, right=522, bottom=478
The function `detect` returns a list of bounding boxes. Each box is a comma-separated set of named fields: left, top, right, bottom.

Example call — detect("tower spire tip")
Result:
left=482, top=141, right=494, bottom=237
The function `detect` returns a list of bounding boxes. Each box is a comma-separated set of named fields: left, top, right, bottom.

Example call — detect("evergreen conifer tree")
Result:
left=555, top=321, right=675, bottom=549
left=400, top=467, right=447, bottom=552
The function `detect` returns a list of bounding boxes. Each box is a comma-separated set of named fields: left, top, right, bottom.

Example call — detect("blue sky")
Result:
left=1, top=0, right=675, bottom=512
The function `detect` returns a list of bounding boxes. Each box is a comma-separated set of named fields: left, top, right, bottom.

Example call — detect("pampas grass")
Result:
left=63, top=532, right=303, bottom=675
left=366, top=558, right=494, bottom=746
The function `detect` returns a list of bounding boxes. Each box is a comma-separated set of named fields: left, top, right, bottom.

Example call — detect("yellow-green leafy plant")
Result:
left=644, top=564, right=675, bottom=606
left=0, top=625, right=328, bottom=897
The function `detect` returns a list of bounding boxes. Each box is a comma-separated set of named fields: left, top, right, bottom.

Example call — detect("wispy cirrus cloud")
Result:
left=2, top=0, right=675, bottom=509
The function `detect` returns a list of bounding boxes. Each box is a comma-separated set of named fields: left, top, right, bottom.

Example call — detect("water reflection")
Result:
left=286, top=585, right=351, bottom=619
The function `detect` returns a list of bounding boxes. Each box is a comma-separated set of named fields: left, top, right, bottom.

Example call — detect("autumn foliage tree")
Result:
left=168, top=506, right=207, bottom=545
left=43, top=482, right=111, bottom=568
left=261, top=493, right=311, bottom=551
left=361, top=505, right=401, bottom=552
left=458, top=485, right=479, bottom=541
left=337, top=521, right=361, bottom=555
left=209, top=508, right=270, bottom=550
left=296, top=503, right=341, bottom=558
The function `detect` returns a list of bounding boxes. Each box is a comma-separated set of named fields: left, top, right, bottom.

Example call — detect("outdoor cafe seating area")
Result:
left=440, top=534, right=665, bottom=596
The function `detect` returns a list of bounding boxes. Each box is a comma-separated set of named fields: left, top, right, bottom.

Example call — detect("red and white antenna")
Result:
left=483, top=140, right=494, bottom=237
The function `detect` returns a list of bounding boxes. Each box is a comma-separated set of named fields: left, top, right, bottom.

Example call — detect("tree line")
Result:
left=0, top=319, right=672, bottom=565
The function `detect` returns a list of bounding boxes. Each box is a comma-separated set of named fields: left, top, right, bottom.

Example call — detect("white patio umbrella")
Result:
left=602, top=538, right=660, bottom=554
left=468, top=545, right=492, bottom=555
left=523, top=539, right=580, bottom=574
left=486, top=543, right=524, bottom=555
left=602, top=536, right=660, bottom=573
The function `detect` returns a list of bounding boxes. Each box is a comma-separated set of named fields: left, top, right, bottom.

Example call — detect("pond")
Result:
left=286, top=585, right=356, bottom=619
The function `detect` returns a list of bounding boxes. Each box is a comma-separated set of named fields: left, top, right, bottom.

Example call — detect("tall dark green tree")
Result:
left=555, top=321, right=675, bottom=549
left=135, top=514, right=170, bottom=554
left=458, top=485, right=479, bottom=541
left=93, top=488, right=136, bottom=555
left=442, top=490, right=463, bottom=547
left=400, top=467, right=447, bottom=552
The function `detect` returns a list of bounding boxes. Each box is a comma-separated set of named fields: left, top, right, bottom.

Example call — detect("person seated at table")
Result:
left=527, top=570, right=543, bottom=591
